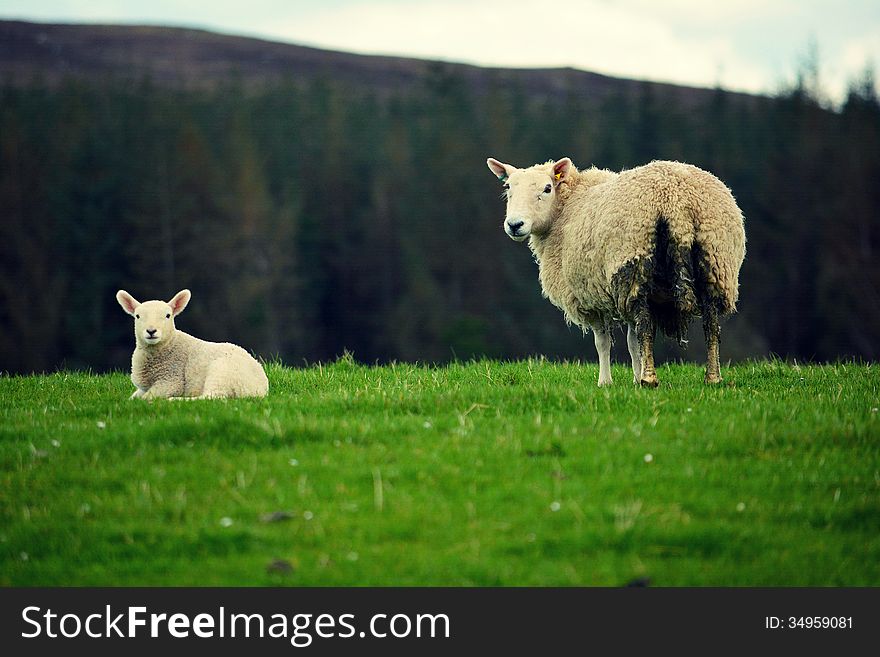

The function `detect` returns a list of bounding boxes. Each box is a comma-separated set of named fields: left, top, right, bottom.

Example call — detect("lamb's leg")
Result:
left=195, top=361, right=236, bottom=399
left=626, top=324, right=641, bottom=385
left=593, top=326, right=613, bottom=387
left=703, top=302, right=723, bottom=384
left=140, top=380, right=182, bottom=400
left=635, top=303, right=659, bottom=387
left=130, top=387, right=146, bottom=400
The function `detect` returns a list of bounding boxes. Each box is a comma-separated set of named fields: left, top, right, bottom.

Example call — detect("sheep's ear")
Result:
left=552, top=158, right=573, bottom=184
left=116, top=290, right=140, bottom=316
left=487, top=157, right=514, bottom=183
left=168, top=289, right=191, bottom=316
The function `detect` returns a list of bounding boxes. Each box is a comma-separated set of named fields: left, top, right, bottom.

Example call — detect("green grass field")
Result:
left=1, top=359, right=878, bottom=586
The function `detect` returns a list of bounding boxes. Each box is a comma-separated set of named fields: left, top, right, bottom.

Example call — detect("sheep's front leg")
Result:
left=634, top=303, right=659, bottom=387
left=130, top=387, right=146, bottom=400
left=593, top=326, right=613, bottom=387
left=626, top=324, right=641, bottom=384
left=139, top=380, right=181, bottom=400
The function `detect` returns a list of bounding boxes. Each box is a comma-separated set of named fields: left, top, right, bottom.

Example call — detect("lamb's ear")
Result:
left=168, top=289, right=191, bottom=316
left=487, top=157, right=514, bottom=183
left=552, top=158, right=573, bottom=185
left=116, top=290, right=140, bottom=316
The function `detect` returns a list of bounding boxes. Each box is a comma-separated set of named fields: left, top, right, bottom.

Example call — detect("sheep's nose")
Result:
left=506, top=219, right=524, bottom=233
left=146, top=328, right=157, bottom=336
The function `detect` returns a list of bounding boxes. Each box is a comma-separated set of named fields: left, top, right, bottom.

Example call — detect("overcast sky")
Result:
left=2, top=1, right=878, bottom=102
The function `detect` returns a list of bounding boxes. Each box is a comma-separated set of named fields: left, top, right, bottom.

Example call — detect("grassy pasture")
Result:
left=1, top=359, right=878, bottom=585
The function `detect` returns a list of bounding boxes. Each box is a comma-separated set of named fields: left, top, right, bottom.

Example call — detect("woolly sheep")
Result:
left=486, top=157, right=746, bottom=387
left=116, top=289, right=269, bottom=399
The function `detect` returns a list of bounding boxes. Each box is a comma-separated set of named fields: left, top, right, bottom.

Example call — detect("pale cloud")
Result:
left=838, top=29, right=880, bottom=77
left=0, top=0, right=877, bottom=101
left=258, top=0, right=770, bottom=94
left=615, top=0, right=797, bottom=24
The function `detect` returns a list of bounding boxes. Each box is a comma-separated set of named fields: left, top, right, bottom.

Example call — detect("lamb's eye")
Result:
left=166, top=313, right=171, bottom=319
left=502, top=183, right=510, bottom=190
left=135, top=314, right=140, bottom=319
left=544, top=184, right=552, bottom=194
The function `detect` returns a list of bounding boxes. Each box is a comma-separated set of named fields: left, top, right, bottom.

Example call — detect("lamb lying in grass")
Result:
left=116, top=289, right=268, bottom=400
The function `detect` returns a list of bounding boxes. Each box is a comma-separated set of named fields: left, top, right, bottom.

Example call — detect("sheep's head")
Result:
left=486, top=157, right=573, bottom=241
left=116, top=289, right=191, bottom=348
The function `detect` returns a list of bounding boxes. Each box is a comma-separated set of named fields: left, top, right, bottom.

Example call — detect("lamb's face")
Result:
left=116, top=289, right=191, bottom=348
left=487, top=158, right=572, bottom=242
left=131, top=300, right=177, bottom=347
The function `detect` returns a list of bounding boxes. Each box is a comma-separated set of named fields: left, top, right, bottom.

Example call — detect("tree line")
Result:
left=1, top=64, right=878, bottom=373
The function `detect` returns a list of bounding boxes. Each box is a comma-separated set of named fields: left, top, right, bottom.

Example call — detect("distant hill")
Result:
left=0, top=19, right=760, bottom=108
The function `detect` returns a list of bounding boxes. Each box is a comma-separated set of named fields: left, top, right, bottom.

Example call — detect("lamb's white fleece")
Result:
left=116, top=289, right=268, bottom=400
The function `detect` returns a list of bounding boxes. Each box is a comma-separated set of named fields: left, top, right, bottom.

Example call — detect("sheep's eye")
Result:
left=544, top=184, right=552, bottom=194
left=135, top=314, right=140, bottom=319
left=166, top=313, right=171, bottom=319
left=502, top=183, right=510, bottom=190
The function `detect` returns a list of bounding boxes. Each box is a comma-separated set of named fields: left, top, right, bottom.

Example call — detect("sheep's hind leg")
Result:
left=634, top=304, right=659, bottom=387
left=194, top=360, right=237, bottom=399
left=626, top=324, right=641, bottom=385
left=593, top=326, right=613, bottom=387
left=703, top=302, right=723, bottom=384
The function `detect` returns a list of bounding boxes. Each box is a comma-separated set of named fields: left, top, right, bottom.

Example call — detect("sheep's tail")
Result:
left=657, top=213, right=740, bottom=343
left=610, top=218, right=696, bottom=345
left=651, top=218, right=698, bottom=344
left=611, top=215, right=737, bottom=344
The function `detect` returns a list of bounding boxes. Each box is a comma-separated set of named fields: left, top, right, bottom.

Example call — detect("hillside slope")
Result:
left=0, top=19, right=758, bottom=107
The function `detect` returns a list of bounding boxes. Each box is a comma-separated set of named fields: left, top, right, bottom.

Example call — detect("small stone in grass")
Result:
left=288, top=458, right=299, bottom=466
left=51, top=439, right=60, bottom=447
left=303, top=510, right=314, bottom=520
left=266, top=559, right=294, bottom=575
left=346, top=551, right=359, bottom=561
left=549, top=501, right=561, bottom=512
left=736, top=502, right=746, bottom=512
left=219, top=517, right=233, bottom=527
left=96, top=421, right=106, bottom=429
left=261, top=511, right=295, bottom=523
left=644, top=453, right=654, bottom=463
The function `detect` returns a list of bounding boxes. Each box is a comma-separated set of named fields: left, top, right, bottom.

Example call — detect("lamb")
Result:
left=115, top=289, right=269, bottom=399
left=486, top=157, right=746, bottom=387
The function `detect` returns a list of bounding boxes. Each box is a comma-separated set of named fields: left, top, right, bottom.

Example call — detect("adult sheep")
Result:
left=116, top=289, right=269, bottom=399
left=486, top=157, right=746, bottom=387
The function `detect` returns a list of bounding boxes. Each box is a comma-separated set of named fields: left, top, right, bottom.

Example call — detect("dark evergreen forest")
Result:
left=1, top=62, right=878, bottom=373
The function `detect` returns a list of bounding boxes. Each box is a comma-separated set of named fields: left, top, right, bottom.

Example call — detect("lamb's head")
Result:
left=486, top=157, right=573, bottom=241
left=116, top=289, right=191, bottom=348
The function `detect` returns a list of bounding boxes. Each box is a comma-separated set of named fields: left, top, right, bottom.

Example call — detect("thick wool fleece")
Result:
left=529, top=160, right=746, bottom=335
left=131, top=331, right=269, bottom=399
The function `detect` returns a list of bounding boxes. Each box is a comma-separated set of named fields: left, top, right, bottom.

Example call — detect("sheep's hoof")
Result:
left=704, top=374, right=723, bottom=385
left=639, top=376, right=659, bottom=388
left=597, top=378, right=613, bottom=387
